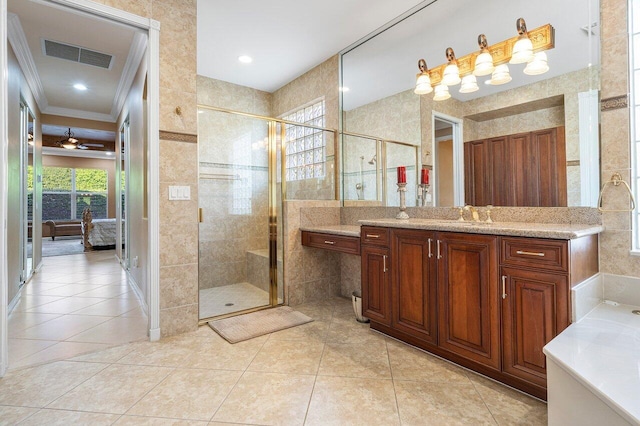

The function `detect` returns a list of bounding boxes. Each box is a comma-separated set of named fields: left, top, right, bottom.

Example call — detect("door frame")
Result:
left=431, top=111, right=464, bottom=206
left=0, top=0, right=161, bottom=377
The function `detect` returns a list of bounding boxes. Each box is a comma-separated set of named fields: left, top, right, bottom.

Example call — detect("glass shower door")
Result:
left=198, top=109, right=278, bottom=319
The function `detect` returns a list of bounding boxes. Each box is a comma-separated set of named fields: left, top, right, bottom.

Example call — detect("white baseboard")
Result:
left=127, top=273, right=148, bottom=315
left=149, top=327, right=161, bottom=341
left=8, top=291, right=21, bottom=314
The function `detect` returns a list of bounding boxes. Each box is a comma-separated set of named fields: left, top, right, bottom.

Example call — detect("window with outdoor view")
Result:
left=42, top=167, right=108, bottom=220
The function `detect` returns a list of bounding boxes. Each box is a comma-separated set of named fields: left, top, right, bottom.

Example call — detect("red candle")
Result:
left=397, top=166, right=406, bottom=184
left=421, top=168, right=429, bottom=185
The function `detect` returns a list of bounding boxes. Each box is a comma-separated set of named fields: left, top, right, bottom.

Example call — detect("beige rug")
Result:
left=208, top=306, right=313, bottom=343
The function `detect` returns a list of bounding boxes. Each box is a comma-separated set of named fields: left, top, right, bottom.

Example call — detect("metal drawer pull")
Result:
left=437, top=240, right=442, bottom=260
left=502, top=275, right=507, bottom=299
left=383, top=255, right=388, bottom=272
left=366, top=234, right=380, bottom=239
left=324, top=240, right=335, bottom=245
left=428, top=238, right=433, bottom=258
left=516, top=250, right=545, bottom=257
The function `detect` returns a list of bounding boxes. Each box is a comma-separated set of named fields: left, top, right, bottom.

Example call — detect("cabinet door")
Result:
left=361, top=245, right=391, bottom=326
left=531, top=128, right=567, bottom=207
left=391, top=229, right=437, bottom=344
left=501, top=266, right=569, bottom=387
left=488, top=136, right=511, bottom=206
left=464, top=140, right=489, bottom=206
left=438, top=233, right=500, bottom=370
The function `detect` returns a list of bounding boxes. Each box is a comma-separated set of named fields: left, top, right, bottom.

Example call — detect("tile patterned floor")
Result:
left=199, top=282, right=270, bottom=319
left=0, top=296, right=548, bottom=425
left=8, top=250, right=148, bottom=370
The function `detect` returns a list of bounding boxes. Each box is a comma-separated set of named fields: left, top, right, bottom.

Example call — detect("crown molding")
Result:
left=7, top=13, right=49, bottom=112
left=42, top=146, right=115, bottom=160
left=43, top=106, right=115, bottom=123
left=111, top=31, right=147, bottom=119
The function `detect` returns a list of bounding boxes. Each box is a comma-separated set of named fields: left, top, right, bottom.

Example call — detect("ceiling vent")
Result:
left=43, top=39, right=113, bottom=70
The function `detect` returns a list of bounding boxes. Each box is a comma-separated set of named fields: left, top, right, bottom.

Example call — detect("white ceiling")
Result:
left=7, top=0, right=146, bottom=124
left=42, top=124, right=116, bottom=142
left=197, top=0, right=427, bottom=93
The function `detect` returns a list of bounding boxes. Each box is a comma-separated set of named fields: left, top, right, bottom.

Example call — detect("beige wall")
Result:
left=598, top=0, right=639, bottom=281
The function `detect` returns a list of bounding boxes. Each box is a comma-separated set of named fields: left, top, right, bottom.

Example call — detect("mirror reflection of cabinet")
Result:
left=464, top=126, right=566, bottom=207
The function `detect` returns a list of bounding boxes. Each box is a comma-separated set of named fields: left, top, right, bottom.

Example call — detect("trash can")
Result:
left=352, top=291, right=370, bottom=323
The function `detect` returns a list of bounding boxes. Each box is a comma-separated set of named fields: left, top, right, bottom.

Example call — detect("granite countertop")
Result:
left=543, top=303, right=640, bottom=424
left=299, top=225, right=361, bottom=238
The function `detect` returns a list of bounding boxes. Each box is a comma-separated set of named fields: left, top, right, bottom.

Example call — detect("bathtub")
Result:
left=544, top=302, right=640, bottom=425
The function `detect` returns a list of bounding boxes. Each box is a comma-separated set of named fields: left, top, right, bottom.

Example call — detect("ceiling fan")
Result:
left=57, top=128, right=105, bottom=150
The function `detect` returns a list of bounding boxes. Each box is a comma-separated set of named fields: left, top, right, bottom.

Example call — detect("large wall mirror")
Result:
left=341, top=0, right=600, bottom=207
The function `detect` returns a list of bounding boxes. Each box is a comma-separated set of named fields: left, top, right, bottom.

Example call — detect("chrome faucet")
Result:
left=463, top=205, right=480, bottom=222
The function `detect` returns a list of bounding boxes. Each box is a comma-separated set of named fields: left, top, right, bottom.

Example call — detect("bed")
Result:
left=81, top=208, right=121, bottom=251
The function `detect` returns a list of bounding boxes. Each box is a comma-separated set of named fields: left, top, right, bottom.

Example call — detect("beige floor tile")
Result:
left=115, top=415, right=209, bottom=425
left=468, top=373, right=547, bottom=425
left=0, top=405, right=39, bottom=425
left=212, top=371, right=315, bottom=425
left=293, top=303, right=335, bottom=321
left=119, top=306, right=148, bottom=318
left=66, top=316, right=148, bottom=345
left=75, top=275, right=128, bottom=285
left=24, top=297, right=108, bottom=314
left=35, top=273, right=104, bottom=284
left=248, top=338, right=324, bottom=375
left=69, top=342, right=137, bottom=363
left=182, top=335, right=267, bottom=371
left=9, top=295, right=66, bottom=311
left=30, top=283, right=106, bottom=297
left=305, top=376, right=400, bottom=426
left=318, top=340, right=391, bottom=379
left=10, top=341, right=112, bottom=370
left=8, top=312, right=62, bottom=332
left=48, top=364, right=173, bottom=414
left=115, top=339, right=198, bottom=367
left=387, top=339, right=470, bottom=384
left=127, top=368, right=242, bottom=420
left=0, top=361, right=108, bottom=407
left=13, top=314, right=112, bottom=341
left=18, top=408, right=120, bottom=425
left=326, top=316, right=387, bottom=344
left=22, top=283, right=67, bottom=295
left=394, top=380, right=497, bottom=425
left=75, top=285, right=132, bottom=298
left=115, top=290, right=138, bottom=299
left=72, top=297, right=143, bottom=316
left=8, top=338, right=57, bottom=362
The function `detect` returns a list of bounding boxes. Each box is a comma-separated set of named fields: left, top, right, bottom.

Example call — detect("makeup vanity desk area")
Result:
left=301, top=219, right=603, bottom=400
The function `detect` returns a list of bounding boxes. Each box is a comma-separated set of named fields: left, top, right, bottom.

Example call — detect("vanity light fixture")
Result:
left=433, top=83, right=451, bottom=101
left=459, top=74, right=479, bottom=93
left=441, top=48, right=461, bottom=86
left=510, top=18, right=534, bottom=64
left=73, top=83, right=87, bottom=91
left=473, top=34, right=494, bottom=76
left=523, top=51, right=550, bottom=75
left=414, top=59, right=433, bottom=95
left=487, top=64, right=512, bottom=85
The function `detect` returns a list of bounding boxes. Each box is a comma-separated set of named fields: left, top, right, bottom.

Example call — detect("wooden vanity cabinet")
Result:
left=361, top=241, right=391, bottom=326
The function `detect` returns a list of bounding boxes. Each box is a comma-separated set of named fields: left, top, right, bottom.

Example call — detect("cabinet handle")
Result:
left=324, top=240, right=335, bottom=245
left=428, top=238, right=433, bottom=258
left=383, top=255, right=388, bottom=272
left=366, top=234, right=380, bottom=239
left=437, top=240, right=442, bottom=260
left=516, top=250, right=545, bottom=257
left=502, top=275, right=507, bottom=299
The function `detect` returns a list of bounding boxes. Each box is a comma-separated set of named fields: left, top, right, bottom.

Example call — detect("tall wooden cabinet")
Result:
left=465, top=126, right=567, bottom=207
left=360, top=226, right=598, bottom=400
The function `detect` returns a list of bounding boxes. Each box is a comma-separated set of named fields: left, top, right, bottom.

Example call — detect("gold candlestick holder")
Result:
left=396, top=183, right=409, bottom=219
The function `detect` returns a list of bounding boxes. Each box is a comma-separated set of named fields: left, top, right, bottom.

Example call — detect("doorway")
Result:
left=20, top=102, right=35, bottom=285
left=432, top=112, right=464, bottom=206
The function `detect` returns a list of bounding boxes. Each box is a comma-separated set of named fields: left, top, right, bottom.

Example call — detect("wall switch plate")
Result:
left=169, top=185, right=191, bottom=200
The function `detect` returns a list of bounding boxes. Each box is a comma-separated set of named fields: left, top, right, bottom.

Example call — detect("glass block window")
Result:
left=282, top=100, right=325, bottom=181
left=630, top=0, right=640, bottom=251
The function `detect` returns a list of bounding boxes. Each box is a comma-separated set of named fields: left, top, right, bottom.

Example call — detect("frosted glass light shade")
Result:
left=488, top=64, right=512, bottom=85
left=442, top=63, right=461, bottom=86
left=473, top=51, right=495, bottom=76
left=523, top=51, right=549, bottom=75
left=414, top=72, right=433, bottom=94
left=510, top=36, right=534, bottom=64
left=459, top=75, right=479, bottom=93
left=433, top=83, right=451, bottom=101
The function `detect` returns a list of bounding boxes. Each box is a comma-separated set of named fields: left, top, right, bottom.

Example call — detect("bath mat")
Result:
left=208, top=306, right=313, bottom=343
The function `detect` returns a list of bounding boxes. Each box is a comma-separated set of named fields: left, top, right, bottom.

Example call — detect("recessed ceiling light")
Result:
left=74, top=83, right=87, bottom=91
left=238, top=55, right=253, bottom=64
left=339, top=86, right=350, bottom=92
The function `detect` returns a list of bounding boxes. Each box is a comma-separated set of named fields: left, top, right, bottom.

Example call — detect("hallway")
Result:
left=8, top=251, right=147, bottom=370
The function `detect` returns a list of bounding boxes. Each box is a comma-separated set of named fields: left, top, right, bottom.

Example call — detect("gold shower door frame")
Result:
left=197, top=105, right=338, bottom=322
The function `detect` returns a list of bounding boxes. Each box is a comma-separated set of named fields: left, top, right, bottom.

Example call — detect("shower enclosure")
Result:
left=197, top=106, right=336, bottom=320
left=342, top=133, right=420, bottom=206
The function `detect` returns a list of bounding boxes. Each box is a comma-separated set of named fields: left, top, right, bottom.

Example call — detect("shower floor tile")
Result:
left=199, top=282, right=270, bottom=319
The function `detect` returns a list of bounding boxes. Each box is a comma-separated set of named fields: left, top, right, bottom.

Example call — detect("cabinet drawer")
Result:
left=301, top=231, right=361, bottom=255
left=500, top=237, right=567, bottom=272
left=361, top=226, right=389, bottom=246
